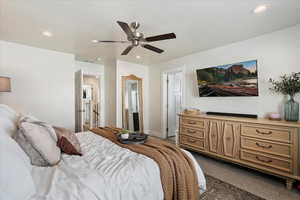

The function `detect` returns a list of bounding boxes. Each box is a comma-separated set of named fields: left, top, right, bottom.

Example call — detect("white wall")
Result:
left=148, top=66, right=161, bottom=136
left=149, top=25, right=300, bottom=137
left=0, top=41, right=105, bottom=130
left=116, top=60, right=150, bottom=133
left=75, top=61, right=104, bottom=74
left=0, top=40, right=76, bottom=129
left=104, top=59, right=117, bottom=126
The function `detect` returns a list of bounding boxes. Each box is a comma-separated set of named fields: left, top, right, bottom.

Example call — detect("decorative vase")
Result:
left=284, top=95, right=299, bottom=121
left=121, top=133, right=129, bottom=139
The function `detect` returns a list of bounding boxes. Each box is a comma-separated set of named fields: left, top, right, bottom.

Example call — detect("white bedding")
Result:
left=30, top=132, right=206, bottom=200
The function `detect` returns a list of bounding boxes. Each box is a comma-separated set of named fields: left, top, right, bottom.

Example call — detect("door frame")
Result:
left=161, top=67, right=185, bottom=142
left=75, top=70, right=105, bottom=131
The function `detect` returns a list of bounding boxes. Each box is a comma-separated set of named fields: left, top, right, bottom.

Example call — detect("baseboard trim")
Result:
left=145, top=130, right=163, bottom=138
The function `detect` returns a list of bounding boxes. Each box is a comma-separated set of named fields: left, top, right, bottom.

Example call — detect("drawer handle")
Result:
left=255, top=156, right=272, bottom=163
left=256, top=130, right=272, bottom=135
left=256, top=142, right=272, bottom=149
left=187, top=139, right=197, bottom=143
left=187, top=130, right=196, bottom=134
left=188, top=121, right=196, bottom=124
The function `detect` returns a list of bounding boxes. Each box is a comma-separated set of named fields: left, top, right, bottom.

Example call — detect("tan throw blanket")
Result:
left=90, top=127, right=199, bottom=200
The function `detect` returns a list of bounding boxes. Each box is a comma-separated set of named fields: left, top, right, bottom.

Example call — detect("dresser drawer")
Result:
left=181, top=126, right=204, bottom=138
left=241, top=150, right=292, bottom=173
left=181, top=117, right=205, bottom=128
left=180, top=135, right=204, bottom=150
left=241, top=125, right=292, bottom=143
left=241, top=137, right=291, bottom=158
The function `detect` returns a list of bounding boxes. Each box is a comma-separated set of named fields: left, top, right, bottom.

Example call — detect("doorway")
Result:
left=75, top=70, right=104, bottom=132
left=166, top=71, right=183, bottom=142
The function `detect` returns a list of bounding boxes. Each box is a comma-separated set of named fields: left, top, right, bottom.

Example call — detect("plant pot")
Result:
left=121, top=133, right=129, bottom=139
left=284, top=95, right=299, bottom=121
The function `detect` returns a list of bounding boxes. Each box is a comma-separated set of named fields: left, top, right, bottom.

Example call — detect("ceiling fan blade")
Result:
left=142, top=44, right=164, bottom=54
left=95, top=40, right=128, bottom=43
left=117, top=21, right=134, bottom=38
left=121, top=45, right=134, bottom=55
left=145, top=33, right=176, bottom=42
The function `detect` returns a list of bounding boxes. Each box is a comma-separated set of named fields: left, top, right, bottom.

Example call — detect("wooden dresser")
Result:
left=178, top=113, right=300, bottom=189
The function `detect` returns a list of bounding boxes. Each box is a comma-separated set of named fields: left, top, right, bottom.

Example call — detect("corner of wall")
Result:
left=103, top=59, right=117, bottom=126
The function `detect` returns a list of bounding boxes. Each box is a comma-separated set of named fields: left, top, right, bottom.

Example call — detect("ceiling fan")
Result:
left=93, top=21, right=176, bottom=55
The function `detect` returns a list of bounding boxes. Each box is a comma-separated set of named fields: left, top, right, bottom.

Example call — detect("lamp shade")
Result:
left=0, top=76, right=11, bottom=92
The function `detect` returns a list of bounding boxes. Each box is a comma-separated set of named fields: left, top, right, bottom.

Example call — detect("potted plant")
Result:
left=269, top=72, right=300, bottom=121
left=120, top=129, right=130, bottom=139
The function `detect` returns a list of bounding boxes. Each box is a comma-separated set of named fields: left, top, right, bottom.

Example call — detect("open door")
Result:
left=167, top=72, right=182, bottom=138
left=75, top=70, right=84, bottom=132
left=82, top=74, right=101, bottom=130
left=76, top=70, right=102, bottom=132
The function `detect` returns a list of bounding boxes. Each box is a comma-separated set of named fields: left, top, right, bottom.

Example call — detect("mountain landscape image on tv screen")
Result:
left=196, top=60, right=258, bottom=97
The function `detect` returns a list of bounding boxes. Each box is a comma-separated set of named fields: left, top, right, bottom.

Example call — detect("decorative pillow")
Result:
left=0, top=104, right=19, bottom=137
left=15, top=121, right=61, bottom=166
left=53, top=126, right=82, bottom=155
left=17, top=115, right=39, bottom=127
left=0, top=133, right=36, bottom=200
left=17, top=115, right=57, bottom=140
left=57, top=136, right=82, bottom=156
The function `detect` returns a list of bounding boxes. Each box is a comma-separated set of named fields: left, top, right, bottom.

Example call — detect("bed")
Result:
left=0, top=105, right=206, bottom=200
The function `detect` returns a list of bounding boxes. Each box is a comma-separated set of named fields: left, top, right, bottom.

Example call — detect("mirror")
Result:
left=122, top=74, right=143, bottom=132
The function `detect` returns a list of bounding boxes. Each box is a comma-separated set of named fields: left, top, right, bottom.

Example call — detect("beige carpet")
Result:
left=192, top=152, right=300, bottom=200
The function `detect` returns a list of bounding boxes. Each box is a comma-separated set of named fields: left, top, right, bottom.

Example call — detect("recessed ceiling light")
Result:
left=253, top=5, right=268, bottom=14
left=42, top=31, right=53, bottom=37
left=136, top=55, right=141, bottom=59
left=92, top=39, right=99, bottom=43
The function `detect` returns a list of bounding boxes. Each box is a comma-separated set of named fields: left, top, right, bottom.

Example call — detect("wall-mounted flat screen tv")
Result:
left=196, top=60, right=258, bottom=97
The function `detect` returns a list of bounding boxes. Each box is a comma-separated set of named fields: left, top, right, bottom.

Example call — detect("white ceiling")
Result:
left=1, top=0, right=300, bottom=65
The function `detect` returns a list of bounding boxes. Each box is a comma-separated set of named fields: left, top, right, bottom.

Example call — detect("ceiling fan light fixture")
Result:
left=93, top=21, right=176, bottom=55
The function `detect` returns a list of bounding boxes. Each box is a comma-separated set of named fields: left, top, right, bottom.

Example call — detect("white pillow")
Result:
left=18, top=115, right=57, bottom=141
left=0, top=104, right=19, bottom=137
left=15, top=121, right=61, bottom=166
left=0, top=133, right=36, bottom=200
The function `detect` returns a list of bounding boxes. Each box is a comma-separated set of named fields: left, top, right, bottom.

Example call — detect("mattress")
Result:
left=30, top=131, right=206, bottom=200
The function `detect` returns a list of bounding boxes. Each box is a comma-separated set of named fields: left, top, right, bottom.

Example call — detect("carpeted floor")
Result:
left=200, top=175, right=265, bottom=200
left=162, top=138, right=300, bottom=199
left=193, top=153, right=300, bottom=200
